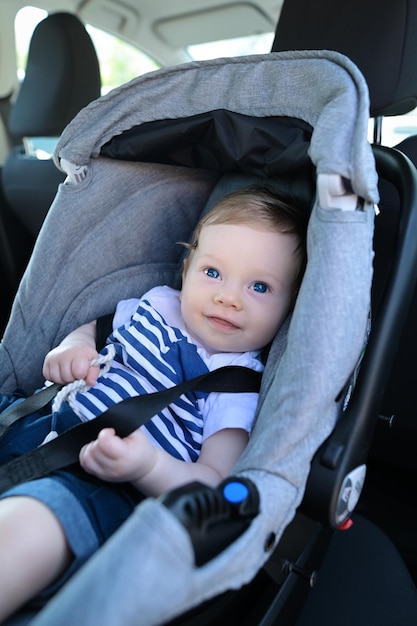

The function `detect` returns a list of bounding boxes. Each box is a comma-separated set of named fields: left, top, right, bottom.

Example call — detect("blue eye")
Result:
left=205, top=267, right=220, bottom=279
left=251, top=282, right=268, bottom=294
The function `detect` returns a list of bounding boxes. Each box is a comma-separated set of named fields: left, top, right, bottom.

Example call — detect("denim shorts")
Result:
left=0, top=391, right=144, bottom=602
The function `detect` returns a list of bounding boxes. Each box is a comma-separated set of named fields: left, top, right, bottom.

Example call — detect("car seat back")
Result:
left=0, top=11, right=101, bottom=329
left=273, top=0, right=417, bottom=118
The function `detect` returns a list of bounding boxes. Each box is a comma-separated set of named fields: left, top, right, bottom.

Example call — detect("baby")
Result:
left=0, top=186, right=307, bottom=620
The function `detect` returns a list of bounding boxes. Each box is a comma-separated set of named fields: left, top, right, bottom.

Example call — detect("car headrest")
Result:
left=8, top=12, right=101, bottom=138
left=272, top=0, right=417, bottom=117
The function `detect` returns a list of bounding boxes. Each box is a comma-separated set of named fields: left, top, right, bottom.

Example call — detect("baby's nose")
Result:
left=213, top=285, right=242, bottom=308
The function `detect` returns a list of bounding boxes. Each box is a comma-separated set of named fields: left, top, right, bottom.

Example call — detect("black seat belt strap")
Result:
left=0, top=310, right=128, bottom=438
left=0, top=366, right=261, bottom=493
left=0, top=383, right=62, bottom=438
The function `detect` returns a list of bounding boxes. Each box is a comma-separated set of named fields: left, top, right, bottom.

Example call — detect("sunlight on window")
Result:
left=15, top=6, right=47, bottom=80
left=14, top=6, right=160, bottom=93
left=188, top=33, right=275, bottom=61
left=87, top=26, right=160, bottom=93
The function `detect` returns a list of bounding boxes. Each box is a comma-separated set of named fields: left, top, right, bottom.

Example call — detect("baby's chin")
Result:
left=198, top=339, right=264, bottom=355
left=183, top=321, right=265, bottom=354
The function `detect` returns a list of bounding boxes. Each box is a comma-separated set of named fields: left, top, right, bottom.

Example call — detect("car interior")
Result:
left=1, top=1, right=417, bottom=624
left=1, top=11, right=101, bottom=331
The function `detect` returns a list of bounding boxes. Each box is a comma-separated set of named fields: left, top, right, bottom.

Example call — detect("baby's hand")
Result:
left=43, top=342, right=100, bottom=386
left=80, top=428, right=157, bottom=483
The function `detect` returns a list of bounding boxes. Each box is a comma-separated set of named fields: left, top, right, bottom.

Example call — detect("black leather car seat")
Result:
left=273, top=0, right=417, bottom=137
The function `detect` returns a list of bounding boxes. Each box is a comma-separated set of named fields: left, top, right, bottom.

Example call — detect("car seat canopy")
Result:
left=54, top=50, right=379, bottom=203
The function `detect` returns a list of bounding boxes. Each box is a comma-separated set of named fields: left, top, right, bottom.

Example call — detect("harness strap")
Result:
left=0, top=383, right=62, bottom=438
left=0, top=365, right=261, bottom=494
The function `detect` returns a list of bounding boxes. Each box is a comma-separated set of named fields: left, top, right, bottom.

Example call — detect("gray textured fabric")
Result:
left=54, top=50, right=378, bottom=203
left=0, top=161, right=218, bottom=392
left=0, top=50, right=377, bottom=623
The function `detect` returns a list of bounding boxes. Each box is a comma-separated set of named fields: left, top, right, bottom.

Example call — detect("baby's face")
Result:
left=180, top=222, right=299, bottom=353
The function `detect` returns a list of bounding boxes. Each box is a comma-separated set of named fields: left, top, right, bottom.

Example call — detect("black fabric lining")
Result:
left=101, top=109, right=313, bottom=177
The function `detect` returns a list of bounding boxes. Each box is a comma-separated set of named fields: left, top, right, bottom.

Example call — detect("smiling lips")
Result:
left=206, top=315, right=241, bottom=331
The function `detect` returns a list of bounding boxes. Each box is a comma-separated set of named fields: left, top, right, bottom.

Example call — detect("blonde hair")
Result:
left=183, top=186, right=308, bottom=302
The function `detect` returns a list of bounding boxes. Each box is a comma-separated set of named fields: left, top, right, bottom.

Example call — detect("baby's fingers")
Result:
left=83, top=364, right=101, bottom=387
left=80, top=429, right=129, bottom=481
left=80, top=429, right=119, bottom=463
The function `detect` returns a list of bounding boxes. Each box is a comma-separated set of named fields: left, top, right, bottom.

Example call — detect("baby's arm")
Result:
left=43, top=321, right=100, bottom=386
left=79, top=426, right=249, bottom=496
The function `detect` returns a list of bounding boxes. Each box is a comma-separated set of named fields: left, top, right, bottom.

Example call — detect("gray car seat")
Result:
left=1, top=45, right=415, bottom=626
left=0, top=12, right=101, bottom=331
left=1, top=0, right=417, bottom=618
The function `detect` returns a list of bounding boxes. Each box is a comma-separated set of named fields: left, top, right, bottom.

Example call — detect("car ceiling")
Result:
left=33, top=0, right=283, bottom=66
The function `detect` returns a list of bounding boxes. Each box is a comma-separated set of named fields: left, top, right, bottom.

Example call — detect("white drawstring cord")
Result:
left=51, top=344, right=116, bottom=419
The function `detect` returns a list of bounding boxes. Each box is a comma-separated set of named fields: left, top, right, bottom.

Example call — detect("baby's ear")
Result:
left=181, top=256, right=189, bottom=278
left=179, top=261, right=187, bottom=297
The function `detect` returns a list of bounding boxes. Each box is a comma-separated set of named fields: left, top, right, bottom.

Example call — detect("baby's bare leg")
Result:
left=0, top=496, right=72, bottom=621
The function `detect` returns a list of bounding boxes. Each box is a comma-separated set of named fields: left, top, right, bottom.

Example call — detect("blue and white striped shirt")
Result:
left=74, top=286, right=263, bottom=462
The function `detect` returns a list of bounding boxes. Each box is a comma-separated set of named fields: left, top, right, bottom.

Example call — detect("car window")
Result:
left=85, top=26, right=160, bottom=94
left=187, top=32, right=275, bottom=61
left=379, top=110, right=417, bottom=147
left=15, top=5, right=160, bottom=95
left=15, top=6, right=47, bottom=81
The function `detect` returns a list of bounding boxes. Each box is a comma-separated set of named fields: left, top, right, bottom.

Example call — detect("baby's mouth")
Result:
left=206, top=315, right=241, bottom=331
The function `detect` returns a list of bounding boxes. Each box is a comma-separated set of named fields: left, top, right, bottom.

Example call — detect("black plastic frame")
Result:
left=301, top=145, right=417, bottom=526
